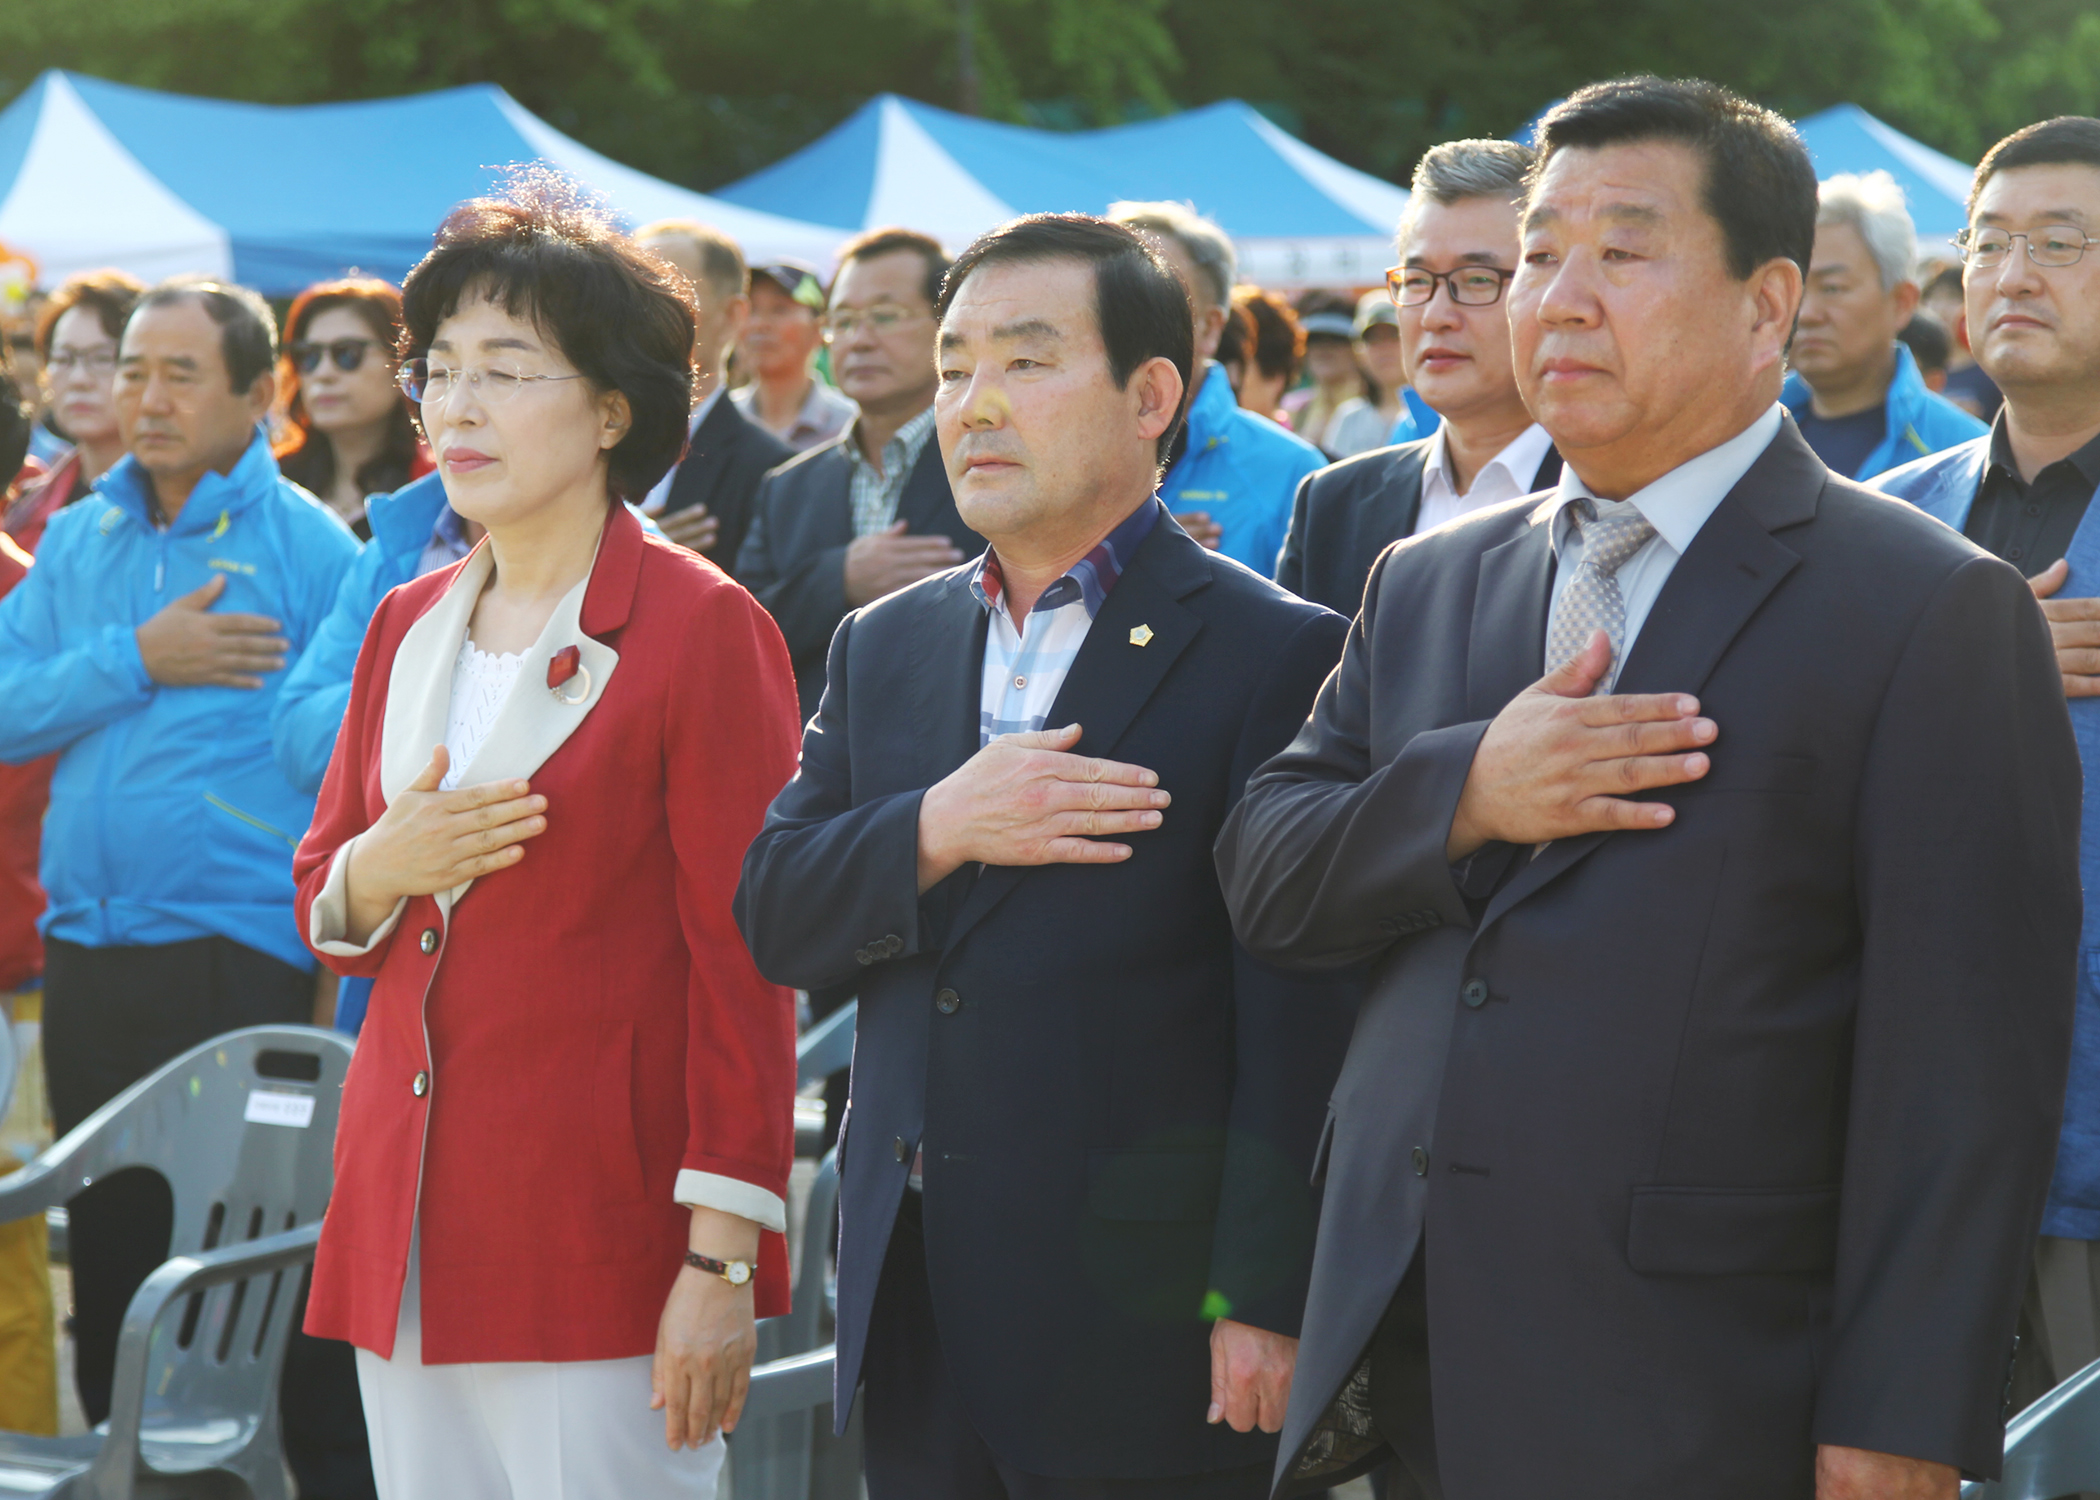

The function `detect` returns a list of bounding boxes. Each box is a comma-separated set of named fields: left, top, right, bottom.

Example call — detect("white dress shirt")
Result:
left=1543, top=403, right=1785, bottom=667
left=1414, top=421, right=1557, bottom=535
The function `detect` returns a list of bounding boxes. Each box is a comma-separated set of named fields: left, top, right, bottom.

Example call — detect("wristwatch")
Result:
left=685, top=1250, right=754, bottom=1286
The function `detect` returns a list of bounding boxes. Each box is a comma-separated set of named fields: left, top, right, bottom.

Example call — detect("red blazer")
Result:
left=294, top=505, right=801, bottom=1361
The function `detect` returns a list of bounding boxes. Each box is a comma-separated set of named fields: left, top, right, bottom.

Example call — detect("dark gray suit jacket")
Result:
left=1216, top=420, right=2081, bottom=1496
left=660, top=389, right=792, bottom=572
left=1274, top=438, right=1561, bottom=616
left=735, top=431, right=984, bottom=721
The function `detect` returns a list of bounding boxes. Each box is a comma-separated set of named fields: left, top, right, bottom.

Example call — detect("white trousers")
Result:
left=354, top=1235, right=723, bottom=1500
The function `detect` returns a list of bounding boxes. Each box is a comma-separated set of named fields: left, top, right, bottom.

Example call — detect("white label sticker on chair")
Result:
left=244, top=1090, right=316, bottom=1128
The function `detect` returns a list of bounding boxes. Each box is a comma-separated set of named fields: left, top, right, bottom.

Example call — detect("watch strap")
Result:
left=684, top=1250, right=754, bottom=1286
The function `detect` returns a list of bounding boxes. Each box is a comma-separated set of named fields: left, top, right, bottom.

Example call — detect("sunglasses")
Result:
left=289, top=338, right=380, bottom=374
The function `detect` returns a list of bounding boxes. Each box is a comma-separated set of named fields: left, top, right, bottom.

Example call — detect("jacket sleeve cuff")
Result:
left=308, top=838, right=406, bottom=957
left=673, top=1170, right=788, bottom=1234
left=110, top=623, right=155, bottom=695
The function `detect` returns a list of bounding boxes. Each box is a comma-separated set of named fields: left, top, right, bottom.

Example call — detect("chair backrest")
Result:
left=796, top=1003, right=855, bottom=1089
left=1963, top=1358, right=2100, bottom=1497
left=29, top=1025, right=351, bottom=1469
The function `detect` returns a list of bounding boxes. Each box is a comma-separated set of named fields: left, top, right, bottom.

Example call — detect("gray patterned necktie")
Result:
left=1545, top=500, right=1657, bottom=694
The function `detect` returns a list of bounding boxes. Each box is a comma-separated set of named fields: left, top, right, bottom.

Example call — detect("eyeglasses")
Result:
left=398, top=359, right=587, bottom=408
left=1956, top=226, right=2100, bottom=269
left=46, top=348, right=117, bottom=375
left=290, top=338, right=379, bottom=374
left=1387, top=265, right=1517, bottom=308
left=822, top=305, right=925, bottom=342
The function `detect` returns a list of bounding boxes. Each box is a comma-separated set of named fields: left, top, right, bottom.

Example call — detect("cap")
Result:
left=1354, top=288, right=1400, bottom=335
left=1299, top=311, right=1356, bottom=340
left=750, top=261, right=828, bottom=312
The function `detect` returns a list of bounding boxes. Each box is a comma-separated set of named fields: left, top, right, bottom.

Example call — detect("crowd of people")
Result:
left=0, top=70, right=2097, bottom=1500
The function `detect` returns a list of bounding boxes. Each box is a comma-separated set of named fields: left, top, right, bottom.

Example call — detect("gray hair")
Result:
left=1107, top=200, right=1236, bottom=311
left=1816, top=171, right=1917, bottom=290
left=1396, top=138, right=1534, bottom=248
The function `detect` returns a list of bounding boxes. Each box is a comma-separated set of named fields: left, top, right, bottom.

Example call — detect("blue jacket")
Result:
left=1161, top=363, right=1326, bottom=575
left=1878, top=436, right=2100, bottom=1236
left=272, top=472, right=449, bottom=795
left=0, top=430, right=359, bottom=970
left=1781, top=341, right=1987, bottom=481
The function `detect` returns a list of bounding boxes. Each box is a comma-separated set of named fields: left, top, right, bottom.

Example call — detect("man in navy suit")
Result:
left=736, top=214, right=1356, bottom=1499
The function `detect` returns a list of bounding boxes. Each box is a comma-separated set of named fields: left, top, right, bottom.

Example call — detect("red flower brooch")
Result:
left=547, top=645, right=590, bottom=704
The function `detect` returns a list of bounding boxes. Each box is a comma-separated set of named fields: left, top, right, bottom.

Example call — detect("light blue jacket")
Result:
left=272, top=472, right=450, bottom=795
left=1161, top=363, right=1326, bottom=575
left=1877, top=436, right=2100, bottom=1236
left=0, top=430, right=359, bottom=970
left=1782, top=341, right=1987, bottom=482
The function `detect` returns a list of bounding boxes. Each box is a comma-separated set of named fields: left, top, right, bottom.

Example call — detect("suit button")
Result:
left=1411, top=1146, right=1428, bottom=1176
left=419, top=928, right=438, bottom=955
left=1461, top=978, right=1488, bottom=1009
left=855, top=948, right=873, bottom=966
left=884, top=934, right=904, bottom=955
left=412, top=1072, right=429, bottom=1098
left=893, top=1136, right=909, bottom=1163
left=935, top=988, right=960, bottom=1014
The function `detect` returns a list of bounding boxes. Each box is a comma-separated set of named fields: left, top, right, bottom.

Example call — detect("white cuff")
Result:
left=674, top=1170, right=788, bottom=1235
left=308, top=837, right=407, bottom=958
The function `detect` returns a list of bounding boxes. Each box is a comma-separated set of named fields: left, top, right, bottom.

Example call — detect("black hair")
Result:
left=131, top=277, right=279, bottom=394
left=0, top=370, right=30, bottom=486
left=832, top=227, right=952, bottom=309
left=1899, top=310, right=1953, bottom=376
left=1533, top=77, right=1818, bottom=283
left=1970, top=117, right=2100, bottom=215
left=938, top=213, right=1195, bottom=467
left=401, top=166, right=697, bottom=503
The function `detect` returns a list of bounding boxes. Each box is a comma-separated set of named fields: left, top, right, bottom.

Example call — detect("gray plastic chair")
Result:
left=0, top=1024, right=351, bottom=1499
left=0, top=1007, right=19, bottom=1130
left=796, top=1002, right=856, bottom=1090
left=730, top=1148, right=848, bottom=1499
left=1963, top=1357, right=2100, bottom=1497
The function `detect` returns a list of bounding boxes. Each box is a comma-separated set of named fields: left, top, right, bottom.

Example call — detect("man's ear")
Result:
left=244, top=369, right=277, bottom=421
left=1133, top=356, right=1186, bottom=444
left=1891, top=279, right=1922, bottom=326
left=1752, top=257, right=1806, bottom=370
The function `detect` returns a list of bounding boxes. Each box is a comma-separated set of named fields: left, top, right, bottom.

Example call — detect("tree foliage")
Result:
left=4, top=0, right=2098, bottom=193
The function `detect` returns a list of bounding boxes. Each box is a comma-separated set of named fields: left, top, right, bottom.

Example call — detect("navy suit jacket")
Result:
left=734, top=432, right=983, bottom=722
left=660, top=389, right=792, bottom=572
left=736, top=513, right=1359, bottom=1477
left=1274, top=438, right=1562, bottom=616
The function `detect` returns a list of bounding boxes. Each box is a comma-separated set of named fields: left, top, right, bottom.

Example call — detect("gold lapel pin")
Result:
left=1129, top=624, right=1154, bottom=647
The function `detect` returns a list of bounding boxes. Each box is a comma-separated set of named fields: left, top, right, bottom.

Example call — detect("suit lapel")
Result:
left=1384, top=445, right=1429, bottom=541
left=1477, top=427, right=1817, bottom=934
left=379, top=509, right=632, bottom=919
left=942, top=518, right=1210, bottom=954
left=910, top=568, right=991, bottom=792
left=668, top=400, right=737, bottom=516
left=1465, top=511, right=1554, bottom=722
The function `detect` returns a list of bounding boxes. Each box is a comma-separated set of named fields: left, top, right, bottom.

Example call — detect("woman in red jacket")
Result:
left=293, top=170, right=801, bottom=1500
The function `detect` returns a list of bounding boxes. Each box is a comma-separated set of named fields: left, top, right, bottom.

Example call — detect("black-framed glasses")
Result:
left=290, top=338, right=379, bottom=374
left=398, top=358, right=587, bottom=408
left=1387, top=264, right=1517, bottom=308
left=1956, top=226, right=2100, bottom=269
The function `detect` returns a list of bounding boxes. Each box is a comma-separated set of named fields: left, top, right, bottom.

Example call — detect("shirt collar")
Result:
left=1541, top=403, right=1784, bottom=552
left=1425, top=420, right=1555, bottom=497
left=971, top=497, right=1163, bottom=621
left=1985, top=408, right=2100, bottom=491
left=844, top=403, right=937, bottom=476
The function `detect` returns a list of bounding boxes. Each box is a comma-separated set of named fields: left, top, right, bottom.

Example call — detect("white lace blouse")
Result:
left=438, top=639, right=525, bottom=791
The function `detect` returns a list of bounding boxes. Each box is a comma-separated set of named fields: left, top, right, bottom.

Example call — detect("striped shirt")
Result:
left=844, top=405, right=939, bottom=537
left=970, top=498, right=1161, bottom=746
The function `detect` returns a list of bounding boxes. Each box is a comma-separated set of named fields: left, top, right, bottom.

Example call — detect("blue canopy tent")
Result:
left=0, top=71, right=849, bottom=294
left=713, top=94, right=1412, bottom=287
left=1793, top=105, right=1974, bottom=249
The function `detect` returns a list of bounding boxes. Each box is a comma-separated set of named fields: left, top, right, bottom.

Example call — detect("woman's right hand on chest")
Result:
left=342, top=746, right=549, bottom=942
